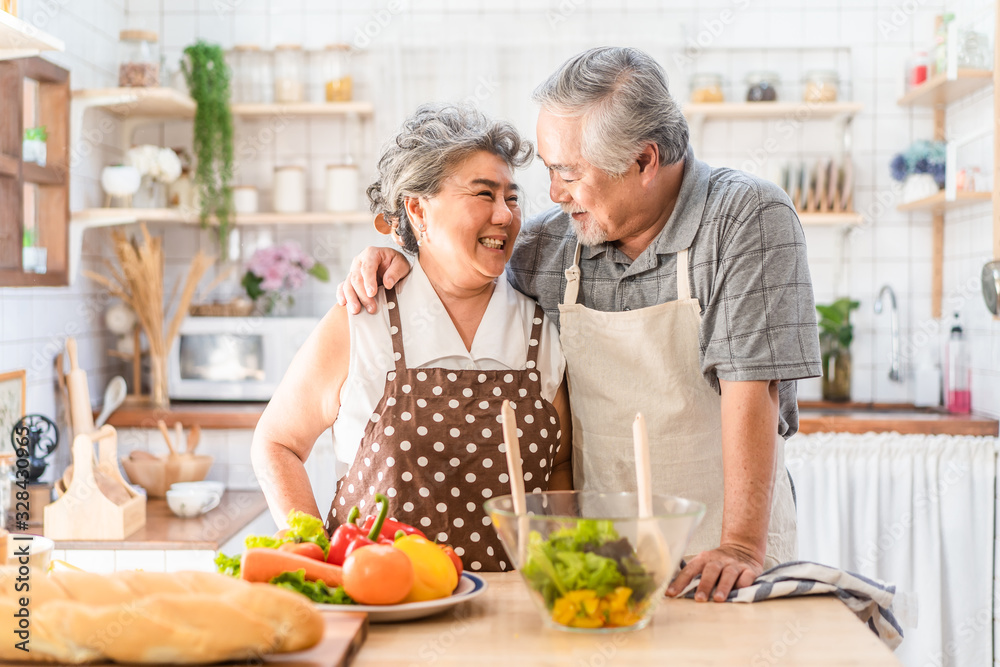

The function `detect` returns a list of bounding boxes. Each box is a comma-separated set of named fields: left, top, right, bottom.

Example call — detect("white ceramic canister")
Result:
left=273, top=166, right=306, bottom=213
left=232, top=185, right=259, bottom=214
left=324, top=163, right=359, bottom=212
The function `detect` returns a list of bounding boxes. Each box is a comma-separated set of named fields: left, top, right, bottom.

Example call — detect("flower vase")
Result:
left=821, top=348, right=852, bottom=402
left=149, top=353, right=170, bottom=409
left=133, top=175, right=167, bottom=208
left=259, top=293, right=293, bottom=317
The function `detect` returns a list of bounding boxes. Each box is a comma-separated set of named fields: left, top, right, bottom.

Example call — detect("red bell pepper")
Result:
left=361, top=514, right=426, bottom=541
left=327, top=506, right=367, bottom=566
left=343, top=493, right=394, bottom=561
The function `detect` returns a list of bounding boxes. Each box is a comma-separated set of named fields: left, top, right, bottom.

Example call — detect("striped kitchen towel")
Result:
left=677, top=561, right=904, bottom=650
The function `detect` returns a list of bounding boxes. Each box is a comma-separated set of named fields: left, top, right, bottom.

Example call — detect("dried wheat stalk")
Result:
left=83, top=223, right=214, bottom=365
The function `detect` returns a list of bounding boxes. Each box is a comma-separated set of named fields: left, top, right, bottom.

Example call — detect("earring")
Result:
left=416, top=223, right=427, bottom=245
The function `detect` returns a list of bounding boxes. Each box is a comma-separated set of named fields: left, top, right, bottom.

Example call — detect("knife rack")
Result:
left=44, top=425, right=145, bottom=540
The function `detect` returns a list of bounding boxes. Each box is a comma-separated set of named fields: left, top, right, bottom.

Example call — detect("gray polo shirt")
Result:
left=507, top=146, right=822, bottom=438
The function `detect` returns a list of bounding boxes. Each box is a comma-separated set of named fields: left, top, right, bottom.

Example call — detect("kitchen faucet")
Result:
left=874, top=285, right=902, bottom=382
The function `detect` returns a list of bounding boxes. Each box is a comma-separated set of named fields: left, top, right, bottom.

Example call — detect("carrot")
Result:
left=240, top=548, right=344, bottom=587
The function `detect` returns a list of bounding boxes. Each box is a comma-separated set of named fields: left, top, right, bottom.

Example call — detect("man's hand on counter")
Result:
left=665, top=543, right=764, bottom=602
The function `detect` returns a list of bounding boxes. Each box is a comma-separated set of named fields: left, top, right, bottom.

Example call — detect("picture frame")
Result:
left=0, top=370, right=26, bottom=455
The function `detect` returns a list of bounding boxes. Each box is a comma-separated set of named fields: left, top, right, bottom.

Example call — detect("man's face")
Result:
left=536, top=109, right=639, bottom=246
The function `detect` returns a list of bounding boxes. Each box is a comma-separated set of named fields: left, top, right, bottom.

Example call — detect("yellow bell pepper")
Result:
left=550, top=587, right=642, bottom=629
left=393, top=534, right=458, bottom=602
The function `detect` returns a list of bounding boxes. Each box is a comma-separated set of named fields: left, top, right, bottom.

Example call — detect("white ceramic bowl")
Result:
left=170, top=481, right=225, bottom=497
left=5, top=534, right=54, bottom=570
left=165, top=488, right=221, bottom=518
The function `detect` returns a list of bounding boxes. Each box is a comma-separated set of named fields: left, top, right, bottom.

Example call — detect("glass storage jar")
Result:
left=689, top=73, right=724, bottom=103
left=119, top=30, right=160, bottom=87
left=274, top=44, right=305, bottom=104
left=745, top=70, right=780, bottom=102
left=320, top=43, right=353, bottom=102
left=803, top=70, right=839, bottom=103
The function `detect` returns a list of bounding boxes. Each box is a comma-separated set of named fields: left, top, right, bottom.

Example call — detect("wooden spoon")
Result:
left=633, top=413, right=670, bottom=578
left=187, top=424, right=201, bottom=455
left=157, top=420, right=177, bottom=457
left=501, top=400, right=528, bottom=561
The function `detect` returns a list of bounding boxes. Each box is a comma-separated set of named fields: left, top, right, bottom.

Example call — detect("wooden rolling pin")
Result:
left=66, top=337, right=95, bottom=437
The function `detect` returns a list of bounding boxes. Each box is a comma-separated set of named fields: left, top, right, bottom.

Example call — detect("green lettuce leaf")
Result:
left=269, top=569, right=354, bottom=605
left=286, top=510, right=331, bottom=556
left=244, top=534, right=285, bottom=550
left=214, top=552, right=241, bottom=578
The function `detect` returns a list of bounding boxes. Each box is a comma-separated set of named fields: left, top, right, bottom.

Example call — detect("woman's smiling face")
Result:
left=405, top=150, right=522, bottom=289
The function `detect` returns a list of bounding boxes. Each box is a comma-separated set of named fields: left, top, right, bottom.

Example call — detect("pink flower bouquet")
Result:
left=241, top=241, right=329, bottom=315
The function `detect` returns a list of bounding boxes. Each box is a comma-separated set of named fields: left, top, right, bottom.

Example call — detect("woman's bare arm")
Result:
left=336, top=247, right=411, bottom=314
left=251, top=305, right=352, bottom=528
left=547, top=377, right=573, bottom=491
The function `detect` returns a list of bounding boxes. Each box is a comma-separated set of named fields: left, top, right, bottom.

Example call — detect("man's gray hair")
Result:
left=532, top=47, right=688, bottom=176
left=367, top=103, right=533, bottom=254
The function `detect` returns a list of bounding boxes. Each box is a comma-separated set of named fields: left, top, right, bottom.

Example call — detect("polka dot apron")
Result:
left=326, top=287, right=562, bottom=572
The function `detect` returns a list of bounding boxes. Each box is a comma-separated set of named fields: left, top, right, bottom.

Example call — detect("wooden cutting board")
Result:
left=5, top=612, right=368, bottom=667
left=264, top=612, right=368, bottom=667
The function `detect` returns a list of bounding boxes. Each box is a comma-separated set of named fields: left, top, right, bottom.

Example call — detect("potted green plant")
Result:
left=816, top=297, right=860, bottom=402
left=181, top=41, right=234, bottom=259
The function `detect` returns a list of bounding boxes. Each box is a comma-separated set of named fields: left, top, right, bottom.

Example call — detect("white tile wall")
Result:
left=2, top=0, right=998, bottom=491
left=0, top=0, right=129, bottom=481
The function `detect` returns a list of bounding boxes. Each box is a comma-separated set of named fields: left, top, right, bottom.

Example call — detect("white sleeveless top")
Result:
left=332, top=260, right=565, bottom=475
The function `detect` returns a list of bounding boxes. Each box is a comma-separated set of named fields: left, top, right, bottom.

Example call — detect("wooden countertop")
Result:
left=797, top=401, right=998, bottom=436
left=106, top=400, right=999, bottom=437
left=353, top=572, right=901, bottom=666
left=40, top=491, right=268, bottom=550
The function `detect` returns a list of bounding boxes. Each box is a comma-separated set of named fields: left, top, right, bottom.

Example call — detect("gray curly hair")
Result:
left=531, top=47, right=689, bottom=175
left=367, top=103, right=534, bottom=254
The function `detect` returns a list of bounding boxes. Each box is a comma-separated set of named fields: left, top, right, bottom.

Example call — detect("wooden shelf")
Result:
left=798, top=212, right=863, bottom=226
left=72, top=208, right=372, bottom=226
left=896, top=191, right=992, bottom=213
left=0, top=57, right=69, bottom=287
left=683, top=102, right=863, bottom=120
left=0, top=10, right=64, bottom=60
left=22, top=161, right=64, bottom=185
left=232, top=101, right=374, bottom=117
left=897, top=69, right=993, bottom=107
left=0, top=152, right=16, bottom=177
left=72, top=87, right=196, bottom=118
left=72, top=88, right=375, bottom=120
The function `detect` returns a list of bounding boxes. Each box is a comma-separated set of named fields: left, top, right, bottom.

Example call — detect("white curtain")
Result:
left=785, top=432, right=996, bottom=667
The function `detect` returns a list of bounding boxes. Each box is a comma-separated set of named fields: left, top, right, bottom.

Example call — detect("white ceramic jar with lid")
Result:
left=325, top=161, right=359, bottom=212
left=232, top=185, right=259, bottom=214
left=273, top=166, right=306, bottom=213
left=119, top=30, right=160, bottom=87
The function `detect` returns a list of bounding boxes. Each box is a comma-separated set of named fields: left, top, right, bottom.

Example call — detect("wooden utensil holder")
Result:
left=44, top=425, right=146, bottom=540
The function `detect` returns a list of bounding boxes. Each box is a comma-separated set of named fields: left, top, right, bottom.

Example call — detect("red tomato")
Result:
left=278, top=541, right=326, bottom=561
left=342, top=544, right=414, bottom=605
left=440, top=545, right=463, bottom=581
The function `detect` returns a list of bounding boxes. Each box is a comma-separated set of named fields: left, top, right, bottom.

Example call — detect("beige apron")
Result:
left=558, top=243, right=796, bottom=567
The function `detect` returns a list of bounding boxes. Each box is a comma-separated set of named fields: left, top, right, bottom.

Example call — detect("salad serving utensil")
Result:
left=633, top=413, right=670, bottom=577
left=501, top=400, right=529, bottom=561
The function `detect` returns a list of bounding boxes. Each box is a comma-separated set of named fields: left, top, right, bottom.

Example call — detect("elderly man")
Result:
left=339, top=47, right=821, bottom=602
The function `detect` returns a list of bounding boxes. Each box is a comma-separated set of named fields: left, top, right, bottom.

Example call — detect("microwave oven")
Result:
left=167, top=316, right=319, bottom=401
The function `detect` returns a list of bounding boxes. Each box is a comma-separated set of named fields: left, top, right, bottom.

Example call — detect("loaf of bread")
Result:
left=0, top=567, right=324, bottom=664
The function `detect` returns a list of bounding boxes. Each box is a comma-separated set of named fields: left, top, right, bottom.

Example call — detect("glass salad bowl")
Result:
left=485, top=491, right=705, bottom=633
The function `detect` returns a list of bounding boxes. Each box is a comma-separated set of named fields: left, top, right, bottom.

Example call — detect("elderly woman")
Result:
left=251, top=104, right=572, bottom=572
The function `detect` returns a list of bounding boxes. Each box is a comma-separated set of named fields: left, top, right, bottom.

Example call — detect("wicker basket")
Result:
left=189, top=299, right=255, bottom=317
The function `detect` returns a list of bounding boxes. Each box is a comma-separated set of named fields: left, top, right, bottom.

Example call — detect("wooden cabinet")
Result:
left=0, top=56, right=69, bottom=287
